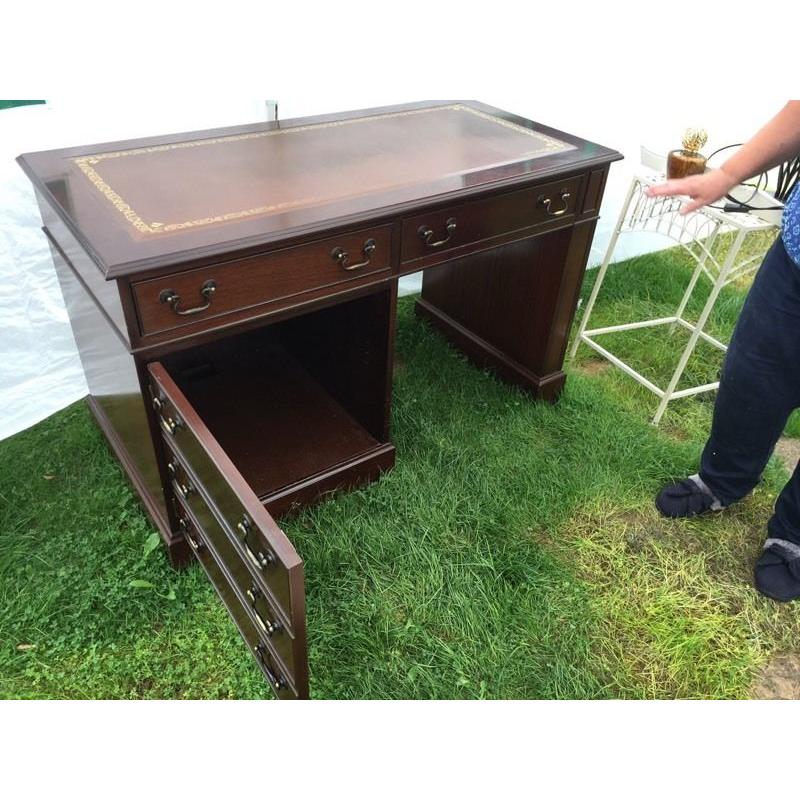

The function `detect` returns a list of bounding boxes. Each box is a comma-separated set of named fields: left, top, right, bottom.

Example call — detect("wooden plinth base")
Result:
left=414, top=298, right=565, bottom=403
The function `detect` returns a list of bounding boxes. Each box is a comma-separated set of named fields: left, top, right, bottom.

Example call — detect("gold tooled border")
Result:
left=73, top=104, right=572, bottom=235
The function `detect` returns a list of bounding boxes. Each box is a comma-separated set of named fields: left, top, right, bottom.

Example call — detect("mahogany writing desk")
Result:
left=18, top=101, right=621, bottom=698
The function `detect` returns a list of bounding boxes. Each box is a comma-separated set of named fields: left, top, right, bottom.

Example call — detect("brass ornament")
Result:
left=681, top=128, right=708, bottom=155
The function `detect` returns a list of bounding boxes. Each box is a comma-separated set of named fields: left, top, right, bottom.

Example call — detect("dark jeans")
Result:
left=700, top=236, right=800, bottom=546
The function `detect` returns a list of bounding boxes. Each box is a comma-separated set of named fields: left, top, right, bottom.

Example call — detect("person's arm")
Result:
left=646, top=102, right=800, bottom=214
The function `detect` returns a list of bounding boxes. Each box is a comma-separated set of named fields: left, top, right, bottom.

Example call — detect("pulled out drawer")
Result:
left=149, top=361, right=309, bottom=699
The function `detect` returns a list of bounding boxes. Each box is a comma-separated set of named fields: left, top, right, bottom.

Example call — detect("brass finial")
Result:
left=681, top=128, right=708, bottom=154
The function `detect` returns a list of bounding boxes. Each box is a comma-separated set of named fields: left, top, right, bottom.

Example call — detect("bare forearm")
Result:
left=720, top=101, right=800, bottom=184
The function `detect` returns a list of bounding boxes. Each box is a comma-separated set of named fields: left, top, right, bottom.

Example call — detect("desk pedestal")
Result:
left=417, top=220, right=597, bottom=401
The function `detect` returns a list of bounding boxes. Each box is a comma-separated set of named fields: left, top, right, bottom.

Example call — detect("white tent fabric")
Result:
left=0, top=102, right=298, bottom=441
left=1, top=106, right=87, bottom=441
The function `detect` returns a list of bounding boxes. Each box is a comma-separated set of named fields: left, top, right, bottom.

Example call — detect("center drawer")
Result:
left=133, top=224, right=393, bottom=338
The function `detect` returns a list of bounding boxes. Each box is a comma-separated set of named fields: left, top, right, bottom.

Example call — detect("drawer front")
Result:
left=176, top=503, right=298, bottom=698
left=150, top=364, right=298, bottom=618
left=134, top=225, right=393, bottom=338
left=165, top=441, right=301, bottom=688
left=400, top=176, right=582, bottom=265
left=148, top=361, right=308, bottom=699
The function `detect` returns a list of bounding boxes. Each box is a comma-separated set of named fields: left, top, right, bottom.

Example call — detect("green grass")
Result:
left=2, top=243, right=799, bottom=699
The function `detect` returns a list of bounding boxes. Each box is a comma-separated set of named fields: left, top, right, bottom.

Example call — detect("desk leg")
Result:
left=415, top=221, right=596, bottom=402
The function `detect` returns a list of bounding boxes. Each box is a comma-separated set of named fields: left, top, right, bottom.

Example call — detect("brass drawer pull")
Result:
left=175, top=480, right=194, bottom=500
left=246, top=585, right=282, bottom=637
left=179, top=518, right=203, bottom=553
left=418, top=217, right=457, bottom=248
left=254, top=643, right=285, bottom=691
left=167, top=461, right=193, bottom=499
left=331, top=238, right=377, bottom=271
left=159, top=280, right=217, bottom=316
left=244, top=542, right=275, bottom=571
left=159, top=414, right=180, bottom=437
left=538, top=190, right=571, bottom=217
left=236, top=515, right=275, bottom=571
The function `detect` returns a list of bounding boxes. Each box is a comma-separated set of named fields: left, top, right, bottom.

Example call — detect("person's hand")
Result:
left=644, top=168, right=738, bottom=214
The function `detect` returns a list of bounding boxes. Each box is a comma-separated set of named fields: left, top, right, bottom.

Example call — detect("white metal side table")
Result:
left=570, top=172, right=779, bottom=425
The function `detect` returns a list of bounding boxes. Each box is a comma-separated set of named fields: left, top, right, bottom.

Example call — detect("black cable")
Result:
left=703, top=143, right=795, bottom=212
left=776, top=157, right=800, bottom=200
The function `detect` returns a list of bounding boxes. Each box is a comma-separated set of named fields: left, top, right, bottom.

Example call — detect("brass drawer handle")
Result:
left=331, top=238, right=377, bottom=271
left=175, top=480, right=194, bottom=500
left=179, top=518, right=203, bottom=553
left=254, top=643, right=285, bottom=691
left=159, top=280, right=217, bottom=316
left=418, top=217, right=457, bottom=248
left=159, top=414, right=180, bottom=437
left=244, top=542, right=275, bottom=571
left=236, top=516, right=251, bottom=538
left=236, top=515, right=276, bottom=571
left=246, top=585, right=282, bottom=637
left=538, top=190, right=571, bottom=217
left=167, top=461, right=193, bottom=498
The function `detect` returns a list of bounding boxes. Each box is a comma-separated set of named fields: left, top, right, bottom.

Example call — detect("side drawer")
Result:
left=400, top=176, right=582, bottom=265
left=148, top=361, right=308, bottom=699
left=133, top=224, right=393, bottom=338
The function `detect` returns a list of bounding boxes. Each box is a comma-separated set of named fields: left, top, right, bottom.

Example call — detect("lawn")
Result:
left=2, top=244, right=799, bottom=699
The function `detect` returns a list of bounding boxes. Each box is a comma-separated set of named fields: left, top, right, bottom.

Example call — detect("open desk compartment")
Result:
left=156, top=286, right=396, bottom=517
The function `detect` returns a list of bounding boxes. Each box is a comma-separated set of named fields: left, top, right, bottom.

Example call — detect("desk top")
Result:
left=19, top=100, right=621, bottom=278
